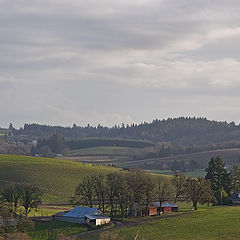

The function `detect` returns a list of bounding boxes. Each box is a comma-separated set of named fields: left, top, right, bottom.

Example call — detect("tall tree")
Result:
left=49, top=133, right=65, bottom=153
left=20, top=184, right=42, bottom=215
left=205, top=157, right=232, bottom=203
left=1, top=184, right=22, bottom=213
left=106, top=173, right=120, bottom=217
left=184, top=177, right=214, bottom=210
left=93, top=174, right=108, bottom=213
left=116, top=174, right=130, bottom=220
left=171, top=173, right=186, bottom=202
left=73, top=176, right=95, bottom=208
left=230, top=165, right=240, bottom=193
left=155, top=176, right=175, bottom=210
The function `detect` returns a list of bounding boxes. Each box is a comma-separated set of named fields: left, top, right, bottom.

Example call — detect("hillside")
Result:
left=61, top=148, right=240, bottom=177
left=7, top=117, right=240, bottom=157
left=115, top=148, right=240, bottom=170
left=11, top=117, right=240, bottom=141
left=0, top=154, right=118, bottom=202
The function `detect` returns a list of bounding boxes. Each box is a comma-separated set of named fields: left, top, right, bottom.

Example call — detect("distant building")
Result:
left=224, top=164, right=232, bottom=170
left=32, top=140, right=38, bottom=147
left=149, top=202, right=179, bottom=214
left=53, top=206, right=110, bottom=226
left=56, top=153, right=62, bottom=157
left=85, top=214, right=111, bottom=226
left=229, top=191, right=240, bottom=204
left=129, top=202, right=178, bottom=217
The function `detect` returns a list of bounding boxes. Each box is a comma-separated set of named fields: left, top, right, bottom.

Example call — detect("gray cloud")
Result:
left=0, top=0, right=240, bottom=127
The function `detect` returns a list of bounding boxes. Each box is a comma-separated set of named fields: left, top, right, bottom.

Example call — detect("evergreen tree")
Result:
left=205, top=157, right=232, bottom=203
left=230, top=165, right=240, bottom=193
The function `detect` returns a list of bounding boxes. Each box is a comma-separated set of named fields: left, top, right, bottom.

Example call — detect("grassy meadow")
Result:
left=80, top=205, right=240, bottom=240
left=28, top=221, right=89, bottom=240
left=0, top=154, right=118, bottom=202
left=68, top=146, right=144, bottom=157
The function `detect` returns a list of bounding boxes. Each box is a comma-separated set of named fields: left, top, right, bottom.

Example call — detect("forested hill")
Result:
left=12, top=117, right=240, bottom=147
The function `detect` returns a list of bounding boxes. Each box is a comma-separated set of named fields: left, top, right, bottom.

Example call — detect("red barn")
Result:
left=161, top=203, right=178, bottom=213
left=148, top=207, right=158, bottom=216
left=148, top=202, right=178, bottom=215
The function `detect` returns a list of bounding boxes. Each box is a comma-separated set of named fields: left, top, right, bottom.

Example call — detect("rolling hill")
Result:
left=115, top=148, right=240, bottom=170
left=0, top=154, right=118, bottom=202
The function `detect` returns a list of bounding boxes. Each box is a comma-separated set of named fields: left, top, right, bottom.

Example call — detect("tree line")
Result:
left=8, top=117, right=240, bottom=158
left=31, top=134, right=153, bottom=155
left=14, top=118, right=239, bottom=143
left=72, top=156, right=240, bottom=217
left=71, top=170, right=214, bottom=218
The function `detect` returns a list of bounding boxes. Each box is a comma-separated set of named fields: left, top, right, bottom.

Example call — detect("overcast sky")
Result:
left=1, top=0, right=240, bottom=128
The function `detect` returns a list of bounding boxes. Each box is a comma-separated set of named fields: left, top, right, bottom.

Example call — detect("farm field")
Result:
left=80, top=205, right=240, bottom=240
left=67, top=146, right=144, bottom=157
left=0, top=154, right=118, bottom=202
left=64, top=147, right=240, bottom=178
left=115, top=148, right=240, bottom=170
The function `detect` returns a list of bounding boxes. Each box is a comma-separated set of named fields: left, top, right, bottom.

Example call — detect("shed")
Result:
left=149, top=202, right=178, bottom=214
left=148, top=206, right=158, bottom=216
left=85, top=214, right=111, bottom=226
left=162, top=203, right=178, bottom=213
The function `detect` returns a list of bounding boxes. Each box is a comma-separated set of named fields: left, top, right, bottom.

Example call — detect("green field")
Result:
left=68, top=146, right=143, bottom=157
left=0, top=154, right=118, bottom=202
left=67, top=147, right=240, bottom=177
left=80, top=205, right=240, bottom=240
left=29, top=220, right=89, bottom=240
left=115, top=148, right=240, bottom=170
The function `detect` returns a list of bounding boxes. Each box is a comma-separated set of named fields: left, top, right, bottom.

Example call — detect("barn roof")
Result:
left=149, top=202, right=178, bottom=208
left=63, top=207, right=101, bottom=218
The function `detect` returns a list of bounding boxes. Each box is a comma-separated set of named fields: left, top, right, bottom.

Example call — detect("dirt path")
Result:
left=75, top=211, right=193, bottom=239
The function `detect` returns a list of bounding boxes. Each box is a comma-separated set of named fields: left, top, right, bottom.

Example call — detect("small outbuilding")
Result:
left=53, top=207, right=110, bottom=226
left=162, top=203, right=178, bottom=213
left=85, top=214, right=111, bottom=226
left=149, top=202, right=178, bottom=214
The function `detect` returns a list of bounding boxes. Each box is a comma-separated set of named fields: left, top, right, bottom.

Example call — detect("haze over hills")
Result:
left=1, top=117, right=240, bottom=173
left=8, top=117, right=240, bottom=149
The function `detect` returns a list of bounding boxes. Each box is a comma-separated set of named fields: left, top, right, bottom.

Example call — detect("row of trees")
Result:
left=72, top=170, right=215, bottom=218
left=73, top=156, right=240, bottom=215
left=16, top=117, right=239, bottom=143
left=31, top=134, right=153, bottom=155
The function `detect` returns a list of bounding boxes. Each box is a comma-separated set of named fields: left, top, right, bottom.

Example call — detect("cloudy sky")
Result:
left=1, top=0, right=240, bottom=128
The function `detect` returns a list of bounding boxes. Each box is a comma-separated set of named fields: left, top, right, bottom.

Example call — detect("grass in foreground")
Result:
left=28, top=220, right=88, bottom=240
left=80, top=205, right=240, bottom=240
